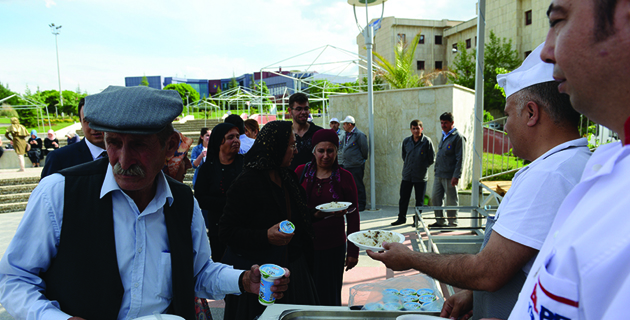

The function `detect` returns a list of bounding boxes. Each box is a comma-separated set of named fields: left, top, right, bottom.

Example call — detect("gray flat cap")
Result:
left=84, top=85, right=183, bottom=135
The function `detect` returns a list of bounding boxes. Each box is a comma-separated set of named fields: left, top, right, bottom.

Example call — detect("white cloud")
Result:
left=44, top=0, right=56, bottom=8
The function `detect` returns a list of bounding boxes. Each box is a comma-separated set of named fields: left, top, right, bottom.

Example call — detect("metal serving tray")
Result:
left=278, top=309, right=441, bottom=320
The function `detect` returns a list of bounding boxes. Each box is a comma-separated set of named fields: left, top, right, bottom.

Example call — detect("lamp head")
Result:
left=347, top=0, right=387, bottom=6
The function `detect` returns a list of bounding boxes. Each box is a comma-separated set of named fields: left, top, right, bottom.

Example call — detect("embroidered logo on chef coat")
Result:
left=447, top=144, right=452, bottom=150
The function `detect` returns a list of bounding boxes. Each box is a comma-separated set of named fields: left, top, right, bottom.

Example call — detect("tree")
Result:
left=229, top=75, right=238, bottom=90
left=252, top=80, right=274, bottom=113
left=139, top=76, right=150, bottom=87
left=163, top=83, right=200, bottom=107
left=373, top=33, right=454, bottom=89
left=449, top=31, right=521, bottom=113
left=0, top=83, right=39, bottom=127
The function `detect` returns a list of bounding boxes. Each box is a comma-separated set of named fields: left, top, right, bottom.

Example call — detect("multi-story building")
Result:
left=357, top=0, right=551, bottom=82
left=357, top=17, right=463, bottom=85
left=164, top=77, right=210, bottom=98
left=124, top=76, right=163, bottom=90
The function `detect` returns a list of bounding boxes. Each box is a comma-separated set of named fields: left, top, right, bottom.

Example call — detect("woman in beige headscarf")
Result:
left=4, top=117, right=28, bottom=171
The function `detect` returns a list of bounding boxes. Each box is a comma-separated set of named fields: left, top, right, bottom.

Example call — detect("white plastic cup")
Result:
left=258, top=264, right=286, bottom=306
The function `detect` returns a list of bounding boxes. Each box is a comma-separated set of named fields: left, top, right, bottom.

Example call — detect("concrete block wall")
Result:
left=329, top=84, right=475, bottom=206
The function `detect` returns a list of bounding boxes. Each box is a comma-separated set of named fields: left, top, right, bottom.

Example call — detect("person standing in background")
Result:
left=288, top=92, right=323, bottom=171
left=244, top=118, right=259, bottom=140
left=431, top=112, right=465, bottom=228
left=338, top=115, right=368, bottom=211
left=392, top=120, right=435, bottom=226
left=4, top=117, right=28, bottom=172
left=329, top=118, right=341, bottom=137
left=190, top=127, right=210, bottom=186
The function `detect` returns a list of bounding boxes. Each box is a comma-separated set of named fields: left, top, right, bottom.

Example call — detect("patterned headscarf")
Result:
left=209, top=123, right=237, bottom=158
left=30, top=130, right=38, bottom=137
left=244, top=120, right=293, bottom=171
left=301, top=129, right=342, bottom=200
left=244, top=120, right=310, bottom=215
left=163, top=130, right=193, bottom=178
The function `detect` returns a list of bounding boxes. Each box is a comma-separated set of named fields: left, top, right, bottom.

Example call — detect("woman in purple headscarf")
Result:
left=295, top=129, right=360, bottom=306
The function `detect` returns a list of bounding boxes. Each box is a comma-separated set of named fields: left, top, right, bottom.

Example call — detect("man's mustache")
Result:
left=113, top=163, right=145, bottom=177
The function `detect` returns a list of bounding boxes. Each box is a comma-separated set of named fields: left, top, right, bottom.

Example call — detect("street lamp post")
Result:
left=347, top=0, right=387, bottom=211
left=49, top=23, right=63, bottom=118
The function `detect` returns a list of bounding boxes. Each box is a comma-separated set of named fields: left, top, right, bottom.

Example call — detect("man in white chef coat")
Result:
left=504, top=0, right=630, bottom=319
left=367, top=42, right=591, bottom=320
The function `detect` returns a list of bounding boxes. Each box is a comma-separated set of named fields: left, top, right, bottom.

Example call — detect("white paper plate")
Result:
left=347, top=230, right=405, bottom=251
left=315, top=201, right=352, bottom=212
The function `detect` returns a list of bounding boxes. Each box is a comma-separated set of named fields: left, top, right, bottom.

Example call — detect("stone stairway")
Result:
left=0, top=176, right=39, bottom=214
left=0, top=169, right=196, bottom=214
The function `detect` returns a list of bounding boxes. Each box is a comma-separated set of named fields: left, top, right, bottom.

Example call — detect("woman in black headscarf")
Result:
left=219, top=120, right=320, bottom=320
left=194, top=122, right=243, bottom=263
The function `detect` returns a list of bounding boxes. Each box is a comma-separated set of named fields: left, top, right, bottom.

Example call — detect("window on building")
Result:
left=452, top=43, right=458, bottom=52
left=397, top=33, right=406, bottom=44
left=525, top=10, right=532, bottom=25
left=417, top=61, right=425, bottom=70
left=466, top=38, right=472, bottom=49
left=435, top=35, right=443, bottom=45
left=435, top=61, right=443, bottom=70
left=524, top=51, right=532, bottom=58
left=475, top=36, right=477, bottom=46
left=419, top=35, right=425, bottom=44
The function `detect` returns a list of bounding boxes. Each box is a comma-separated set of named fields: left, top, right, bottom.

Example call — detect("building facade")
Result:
left=124, top=76, right=163, bottom=90
left=357, top=0, right=551, bottom=81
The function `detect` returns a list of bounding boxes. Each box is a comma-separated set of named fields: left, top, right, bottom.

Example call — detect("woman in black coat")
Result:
left=194, top=123, right=243, bottom=263
left=219, top=120, right=320, bottom=320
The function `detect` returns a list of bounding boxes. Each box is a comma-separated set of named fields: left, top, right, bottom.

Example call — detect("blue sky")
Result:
left=0, top=0, right=476, bottom=95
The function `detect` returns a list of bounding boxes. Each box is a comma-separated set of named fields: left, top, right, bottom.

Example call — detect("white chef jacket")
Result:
left=491, top=138, right=590, bottom=274
left=0, top=165, right=243, bottom=320
left=509, top=141, right=630, bottom=320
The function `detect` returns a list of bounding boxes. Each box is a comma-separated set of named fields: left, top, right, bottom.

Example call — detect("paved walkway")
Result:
left=0, top=167, right=43, bottom=180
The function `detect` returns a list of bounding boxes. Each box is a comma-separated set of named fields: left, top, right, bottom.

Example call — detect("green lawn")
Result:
left=482, top=152, right=526, bottom=181
left=1, top=116, right=78, bottom=135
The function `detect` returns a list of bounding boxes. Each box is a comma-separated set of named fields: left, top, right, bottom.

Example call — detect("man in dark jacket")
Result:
left=41, top=98, right=106, bottom=178
left=392, top=120, right=435, bottom=226
left=431, top=112, right=466, bottom=227
left=289, top=92, right=323, bottom=170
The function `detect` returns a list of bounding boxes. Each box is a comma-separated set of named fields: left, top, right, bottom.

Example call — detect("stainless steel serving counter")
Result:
left=258, top=304, right=440, bottom=320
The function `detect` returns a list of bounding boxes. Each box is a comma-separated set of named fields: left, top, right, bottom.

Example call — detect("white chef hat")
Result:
left=497, top=42, right=554, bottom=99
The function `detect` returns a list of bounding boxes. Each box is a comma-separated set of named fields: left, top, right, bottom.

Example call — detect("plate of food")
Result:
left=348, top=230, right=405, bottom=251
left=316, top=201, right=352, bottom=212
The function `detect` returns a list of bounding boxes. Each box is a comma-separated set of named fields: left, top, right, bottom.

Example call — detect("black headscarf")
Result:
left=209, top=123, right=237, bottom=158
left=244, top=120, right=310, bottom=214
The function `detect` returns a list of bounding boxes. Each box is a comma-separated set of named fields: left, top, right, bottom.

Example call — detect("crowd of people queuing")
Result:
left=2, top=3, right=630, bottom=317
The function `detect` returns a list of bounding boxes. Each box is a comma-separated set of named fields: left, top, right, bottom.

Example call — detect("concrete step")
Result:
left=0, top=184, right=39, bottom=195
left=0, top=201, right=27, bottom=214
left=0, top=193, right=31, bottom=204
left=0, top=176, right=40, bottom=186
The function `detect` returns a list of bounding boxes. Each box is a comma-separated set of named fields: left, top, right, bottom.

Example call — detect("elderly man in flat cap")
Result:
left=0, top=86, right=290, bottom=320
left=368, top=43, right=590, bottom=320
